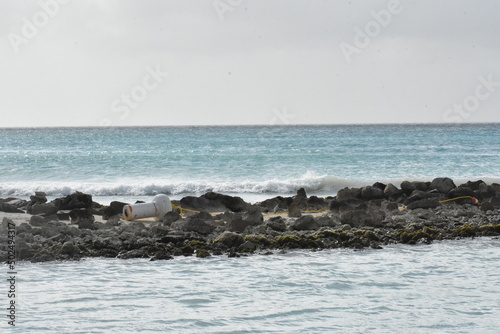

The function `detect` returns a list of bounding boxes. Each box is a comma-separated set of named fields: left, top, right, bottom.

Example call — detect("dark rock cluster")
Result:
left=1, top=177, right=499, bottom=262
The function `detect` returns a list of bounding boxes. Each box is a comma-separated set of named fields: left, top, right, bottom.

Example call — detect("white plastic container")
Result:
left=122, top=194, right=172, bottom=221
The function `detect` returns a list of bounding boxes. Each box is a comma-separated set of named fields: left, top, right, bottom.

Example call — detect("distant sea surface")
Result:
left=1, top=124, right=499, bottom=204
left=2, top=124, right=500, bottom=333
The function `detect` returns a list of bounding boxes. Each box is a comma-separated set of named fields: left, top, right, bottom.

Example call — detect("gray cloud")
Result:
left=1, top=0, right=499, bottom=127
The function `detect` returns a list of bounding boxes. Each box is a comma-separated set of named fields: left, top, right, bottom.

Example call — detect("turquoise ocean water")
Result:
left=1, top=124, right=500, bottom=333
left=1, top=124, right=499, bottom=203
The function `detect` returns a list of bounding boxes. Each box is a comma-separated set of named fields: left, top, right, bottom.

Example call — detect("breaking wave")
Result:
left=2, top=175, right=498, bottom=198
left=0, top=174, right=365, bottom=197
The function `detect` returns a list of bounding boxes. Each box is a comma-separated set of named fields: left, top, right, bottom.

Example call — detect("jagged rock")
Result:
left=336, top=187, right=361, bottom=202
left=242, top=207, right=263, bottom=225
left=239, top=240, right=257, bottom=252
left=477, top=183, right=496, bottom=199
left=266, top=217, right=287, bottom=232
left=288, top=203, right=302, bottom=217
left=329, top=200, right=349, bottom=212
left=289, top=215, right=320, bottom=231
left=151, top=225, right=171, bottom=237
left=292, top=188, right=308, bottom=209
left=61, top=241, right=77, bottom=256
left=458, top=180, right=485, bottom=191
left=361, top=186, right=386, bottom=200
left=30, top=215, right=47, bottom=226
left=4, top=198, right=28, bottom=209
left=400, top=181, right=429, bottom=195
left=448, top=187, right=475, bottom=198
left=69, top=209, right=95, bottom=224
left=257, top=196, right=292, bottom=212
left=296, top=188, right=307, bottom=198
left=480, top=202, right=495, bottom=212
left=226, top=216, right=253, bottom=233
left=53, top=192, right=92, bottom=210
left=193, top=211, right=214, bottom=221
left=78, top=219, right=97, bottom=230
left=102, top=201, right=129, bottom=220
left=381, top=200, right=399, bottom=211
left=163, top=211, right=181, bottom=225
left=0, top=202, right=24, bottom=213
left=171, top=217, right=215, bottom=235
left=490, top=197, right=500, bottom=208
left=30, top=192, right=47, bottom=205
left=384, top=183, right=401, bottom=198
left=180, top=192, right=250, bottom=213
left=214, top=231, right=245, bottom=248
left=372, top=182, right=387, bottom=190
left=196, top=249, right=211, bottom=258
left=430, top=177, right=456, bottom=194
left=317, top=216, right=337, bottom=227
left=28, top=202, right=58, bottom=215
left=405, top=190, right=442, bottom=204
left=307, top=196, right=326, bottom=208
left=407, top=198, right=441, bottom=210
left=340, top=206, right=385, bottom=228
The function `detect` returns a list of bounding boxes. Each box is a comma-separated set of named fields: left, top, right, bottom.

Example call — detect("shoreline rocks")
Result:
left=1, top=178, right=500, bottom=263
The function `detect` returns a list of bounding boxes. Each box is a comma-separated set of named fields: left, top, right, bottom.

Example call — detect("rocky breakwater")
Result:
left=1, top=178, right=500, bottom=263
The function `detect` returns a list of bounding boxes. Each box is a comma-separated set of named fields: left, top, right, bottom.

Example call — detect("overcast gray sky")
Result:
left=1, top=0, right=499, bottom=127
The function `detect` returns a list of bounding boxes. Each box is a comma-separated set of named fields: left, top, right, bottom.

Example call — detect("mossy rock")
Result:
left=455, top=225, right=477, bottom=237
left=274, top=235, right=303, bottom=248
left=214, top=232, right=244, bottom=248
left=188, top=240, right=208, bottom=249
left=273, top=235, right=318, bottom=249
left=94, top=248, right=119, bottom=258
left=50, top=243, right=63, bottom=254
left=244, top=234, right=272, bottom=247
left=354, top=230, right=380, bottom=241
left=313, top=229, right=341, bottom=239
left=397, top=230, right=433, bottom=244
left=479, top=224, right=500, bottom=236
left=195, top=249, right=211, bottom=258
left=179, top=245, right=194, bottom=255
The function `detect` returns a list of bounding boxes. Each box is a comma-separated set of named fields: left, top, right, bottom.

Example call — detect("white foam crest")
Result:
left=0, top=174, right=352, bottom=197
left=2, top=175, right=499, bottom=198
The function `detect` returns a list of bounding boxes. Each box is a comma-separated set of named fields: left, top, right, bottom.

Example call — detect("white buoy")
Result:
left=122, top=194, right=172, bottom=222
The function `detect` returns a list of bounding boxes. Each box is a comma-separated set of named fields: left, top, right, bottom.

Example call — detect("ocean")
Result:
left=1, top=124, right=500, bottom=333
left=13, top=238, right=500, bottom=333
left=1, top=124, right=500, bottom=204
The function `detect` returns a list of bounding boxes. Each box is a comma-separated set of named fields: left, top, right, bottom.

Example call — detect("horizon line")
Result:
left=1, top=121, right=500, bottom=130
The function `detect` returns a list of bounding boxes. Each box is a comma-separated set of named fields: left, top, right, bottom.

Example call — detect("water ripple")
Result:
left=12, top=237, right=500, bottom=333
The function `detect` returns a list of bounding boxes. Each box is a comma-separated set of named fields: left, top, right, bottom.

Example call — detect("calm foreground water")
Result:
left=6, top=237, right=499, bottom=333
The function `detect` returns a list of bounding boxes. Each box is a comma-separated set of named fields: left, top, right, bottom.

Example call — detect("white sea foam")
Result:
left=2, top=175, right=499, bottom=198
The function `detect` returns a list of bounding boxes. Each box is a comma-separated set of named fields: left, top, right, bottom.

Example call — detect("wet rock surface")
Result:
left=1, top=181, right=499, bottom=263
